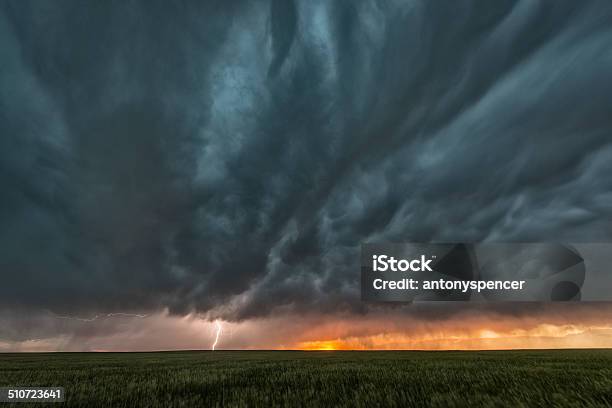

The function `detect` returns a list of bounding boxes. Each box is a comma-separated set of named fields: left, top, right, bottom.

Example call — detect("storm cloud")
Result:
left=1, top=0, right=612, bottom=329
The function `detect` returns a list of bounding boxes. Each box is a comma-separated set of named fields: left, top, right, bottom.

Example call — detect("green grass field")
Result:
left=1, top=350, right=612, bottom=407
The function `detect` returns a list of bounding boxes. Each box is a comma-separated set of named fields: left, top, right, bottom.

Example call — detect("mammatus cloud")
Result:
left=1, top=0, right=612, bottom=346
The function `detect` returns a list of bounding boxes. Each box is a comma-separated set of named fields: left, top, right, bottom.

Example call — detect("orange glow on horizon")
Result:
left=4, top=309, right=612, bottom=352
left=293, top=324, right=612, bottom=351
left=300, top=341, right=342, bottom=351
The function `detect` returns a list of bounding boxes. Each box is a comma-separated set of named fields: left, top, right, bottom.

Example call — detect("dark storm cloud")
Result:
left=1, top=0, right=612, bottom=323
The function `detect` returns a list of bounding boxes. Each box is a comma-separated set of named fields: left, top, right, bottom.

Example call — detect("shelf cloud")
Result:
left=1, top=0, right=612, bottom=347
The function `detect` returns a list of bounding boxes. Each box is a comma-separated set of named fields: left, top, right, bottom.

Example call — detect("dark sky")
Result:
left=1, top=0, right=612, bottom=345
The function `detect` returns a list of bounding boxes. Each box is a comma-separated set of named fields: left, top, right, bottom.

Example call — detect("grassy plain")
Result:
left=1, top=350, right=612, bottom=407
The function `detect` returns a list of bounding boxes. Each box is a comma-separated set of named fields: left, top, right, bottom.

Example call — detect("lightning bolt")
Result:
left=212, top=320, right=222, bottom=351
